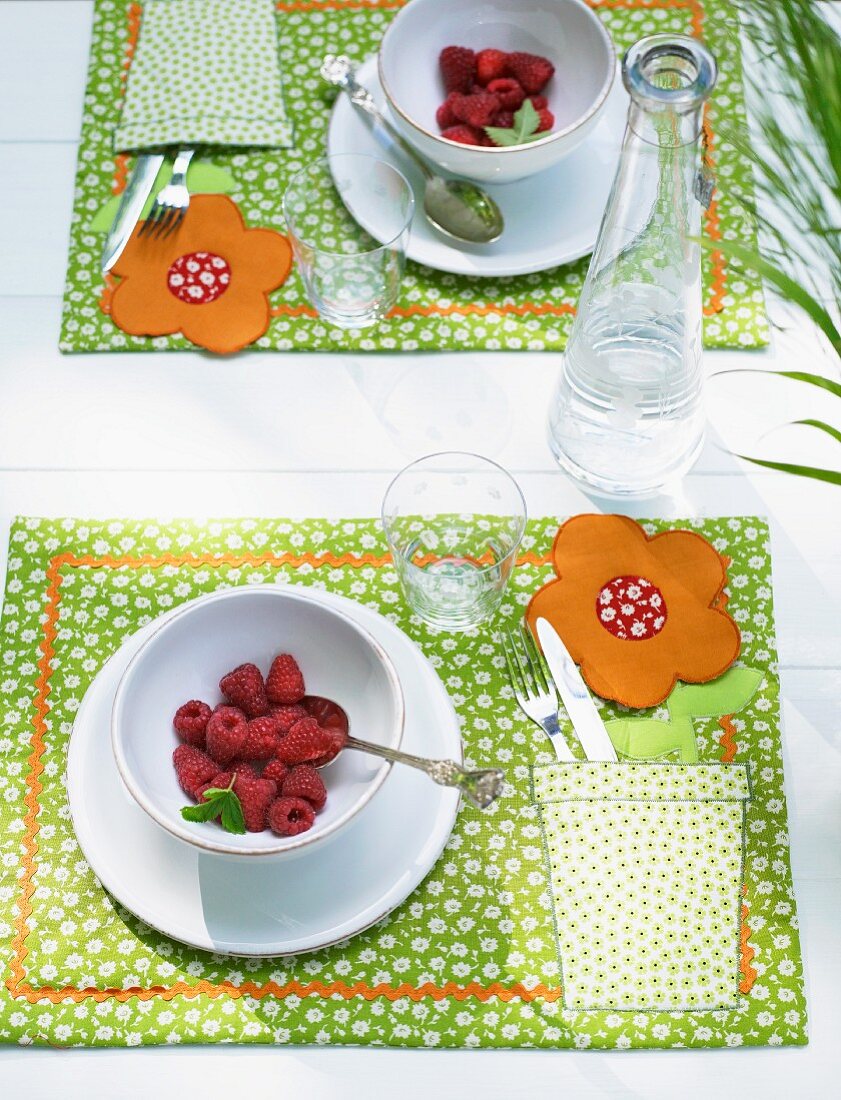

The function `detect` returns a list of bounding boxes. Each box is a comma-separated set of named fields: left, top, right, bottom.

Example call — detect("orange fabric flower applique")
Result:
left=110, top=194, right=292, bottom=354
left=526, top=515, right=741, bottom=709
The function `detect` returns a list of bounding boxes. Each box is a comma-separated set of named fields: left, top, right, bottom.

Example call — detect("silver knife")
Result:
left=101, top=153, right=164, bottom=274
left=536, top=617, right=618, bottom=762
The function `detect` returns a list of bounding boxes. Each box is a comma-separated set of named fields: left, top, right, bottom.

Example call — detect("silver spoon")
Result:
left=321, top=54, right=504, bottom=245
left=345, top=733, right=506, bottom=809
left=306, top=695, right=506, bottom=809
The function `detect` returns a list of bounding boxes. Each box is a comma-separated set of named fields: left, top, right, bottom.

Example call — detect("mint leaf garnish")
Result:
left=484, top=99, right=544, bottom=147
left=220, top=796, right=245, bottom=835
left=180, top=775, right=246, bottom=834
left=181, top=798, right=224, bottom=823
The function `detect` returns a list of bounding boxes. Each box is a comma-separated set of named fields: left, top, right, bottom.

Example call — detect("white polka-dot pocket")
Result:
left=533, top=762, right=751, bottom=1012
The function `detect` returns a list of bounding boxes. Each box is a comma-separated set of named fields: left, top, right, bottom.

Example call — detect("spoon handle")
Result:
left=344, top=734, right=505, bottom=809
left=321, top=54, right=432, bottom=180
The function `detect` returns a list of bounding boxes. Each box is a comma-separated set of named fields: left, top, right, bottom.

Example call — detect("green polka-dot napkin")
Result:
left=116, top=0, right=293, bottom=150
left=534, top=762, right=751, bottom=1012
left=0, top=516, right=806, bottom=1048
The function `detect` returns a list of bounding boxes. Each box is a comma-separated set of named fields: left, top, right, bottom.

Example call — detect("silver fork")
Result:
left=140, top=148, right=194, bottom=238
left=503, top=623, right=575, bottom=762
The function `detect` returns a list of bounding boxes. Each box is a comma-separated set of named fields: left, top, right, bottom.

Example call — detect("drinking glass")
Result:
left=381, top=452, right=527, bottom=631
left=283, top=154, right=414, bottom=329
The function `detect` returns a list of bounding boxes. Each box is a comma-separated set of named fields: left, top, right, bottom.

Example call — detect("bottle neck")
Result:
left=627, top=100, right=705, bottom=149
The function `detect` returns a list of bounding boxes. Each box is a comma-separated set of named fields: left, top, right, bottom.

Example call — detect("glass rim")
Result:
left=623, top=33, right=718, bottom=111
left=381, top=450, right=528, bottom=574
left=282, top=153, right=415, bottom=259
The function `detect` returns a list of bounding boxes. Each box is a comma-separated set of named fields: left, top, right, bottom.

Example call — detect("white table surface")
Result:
left=0, top=2, right=839, bottom=1096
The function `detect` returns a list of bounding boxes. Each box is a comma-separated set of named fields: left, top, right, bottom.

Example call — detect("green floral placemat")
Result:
left=0, top=516, right=805, bottom=1047
left=59, top=0, right=768, bottom=353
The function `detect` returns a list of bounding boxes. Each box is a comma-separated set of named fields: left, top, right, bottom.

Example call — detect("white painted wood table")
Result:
left=0, top=2, right=839, bottom=1096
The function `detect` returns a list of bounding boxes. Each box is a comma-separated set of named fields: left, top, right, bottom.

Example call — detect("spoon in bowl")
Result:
left=305, top=695, right=506, bottom=809
left=321, top=54, right=504, bottom=245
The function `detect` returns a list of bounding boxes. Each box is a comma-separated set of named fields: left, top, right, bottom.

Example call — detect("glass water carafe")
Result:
left=548, top=34, right=718, bottom=496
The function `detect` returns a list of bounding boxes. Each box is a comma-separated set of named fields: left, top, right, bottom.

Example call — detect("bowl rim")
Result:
left=111, top=585, right=406, bottom=858
left=377, top=0, right=617, bottom=155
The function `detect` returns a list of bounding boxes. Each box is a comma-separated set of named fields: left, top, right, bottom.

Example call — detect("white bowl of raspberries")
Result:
left=378, top=0, right=616, bottom=184
left=111, top=586, right=404, bottom=858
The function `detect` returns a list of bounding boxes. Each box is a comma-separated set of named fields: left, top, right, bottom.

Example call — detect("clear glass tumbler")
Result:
left=381, top=452, right=527, bottom=631
left=283, top=154, right=414, bottom=329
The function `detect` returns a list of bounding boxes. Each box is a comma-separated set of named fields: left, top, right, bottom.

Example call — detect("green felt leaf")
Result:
left=667, top=667, right=764, bottom=719
left=89, top=160, right=236, bottom=231
left=605, top=717, right=699, bottom=763
left=484, top=99, right=543, bottom=147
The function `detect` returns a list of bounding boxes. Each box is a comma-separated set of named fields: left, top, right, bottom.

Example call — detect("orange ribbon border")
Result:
left=101, top=0, right=726, bottom=322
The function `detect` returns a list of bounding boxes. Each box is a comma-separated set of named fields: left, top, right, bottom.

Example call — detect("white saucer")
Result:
left=327, top=55, right=628, bottom=277
left=67, top=587, right=461, bottom=956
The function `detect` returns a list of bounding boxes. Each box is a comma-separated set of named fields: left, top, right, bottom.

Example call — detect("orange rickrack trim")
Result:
left=112, top=1, right=143, bottom=197
left=99, top=272, right=116, bottom=314
left=10, top=978, right=561, bottom=1007
left=268, top=301, right=577, bottom=321
left=7, top=546, right=557, bottom=1006
left=276, top=0, right=405, bottom=10
left=739, top=887, right=758, bottom=994
left=718, top=714, right=738, bottom=762
left=102, top=0, right=727, bottom=325
left=122, top=1, right=142, bottom=90
left=112, top=155, right=130, bottom=197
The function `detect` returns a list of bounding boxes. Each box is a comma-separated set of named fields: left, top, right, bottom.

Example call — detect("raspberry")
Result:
left=241, top=715, right=281, bottom=761
left=173, top=700, right=212, bottom=747
left=219, top=662, right=268, bottom=718
left=476, top=48, right=508, bottom=86
left=486, top=77, right=525, bottom=111
left=173, top=744, right=219, bottom=799
left=536, top=107, right=554, bottom=133
left=262, top=759, right=290, bottom=786
left=506, top=51, right=555, bottom=95
left=436, top=92, right=460, bottom=130
left=270, top=703, right=308, bottom=733
left=234, top=773, right=278, bottom=832
left=274, top=716, right=334, bottom=765
left=490, top=109, right=515, bottom=129
left=451, top=92, right=501, bottom=128
left=268, top=796, right=316, bottom=837
left=439, top=45, right=476, bottom=94
left=266, top=654, right=305, bottom=705
left=205, top=705, right=249, bottom=765
left=528, top=94, right=548, bottom=111
left=282, top=764, right=327, bottom=811
left=310, top=726, right=347, bottom=769
left=441, top=125, right=482, bottom=146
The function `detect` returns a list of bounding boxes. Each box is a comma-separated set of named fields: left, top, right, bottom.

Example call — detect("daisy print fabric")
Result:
left=61, top=0, right=769, bottom=353
left=0, top=516, right=806, bottom=1048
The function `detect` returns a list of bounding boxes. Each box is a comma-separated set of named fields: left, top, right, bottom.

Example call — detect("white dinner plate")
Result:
left=327, top=55, right=628, bottom=277
left=67, top=587, right=461, bottom=956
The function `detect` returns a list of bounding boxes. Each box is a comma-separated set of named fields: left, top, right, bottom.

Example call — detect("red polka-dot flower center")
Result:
left=596, top=575, right=667, bottom=641
left=167, top=251, right=231, bottom=305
